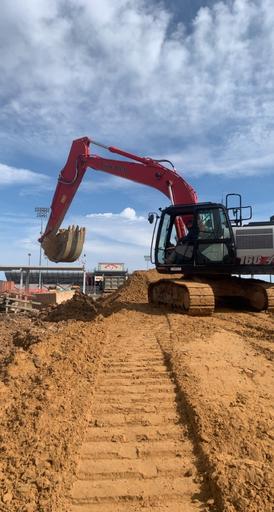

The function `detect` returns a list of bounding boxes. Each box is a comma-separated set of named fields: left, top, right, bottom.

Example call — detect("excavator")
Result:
left=39, top=136, right=274, bottom=315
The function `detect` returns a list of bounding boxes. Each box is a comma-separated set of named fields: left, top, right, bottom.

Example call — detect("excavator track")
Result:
left=207, top=276, right=274, bottom=313
left=148, top=276, right=274, bottom=315
left=246, top=279, right=274, bottom=313
left=266, top=286, right=274, bottom=312
left=148, top=279, right=215, bottom=316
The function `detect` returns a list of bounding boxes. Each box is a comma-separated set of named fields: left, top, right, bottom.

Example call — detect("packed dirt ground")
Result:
left=0, top=270, right=273, bottom=511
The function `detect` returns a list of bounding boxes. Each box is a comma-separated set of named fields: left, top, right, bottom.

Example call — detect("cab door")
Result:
left=195, top=208, right=236, bottom=265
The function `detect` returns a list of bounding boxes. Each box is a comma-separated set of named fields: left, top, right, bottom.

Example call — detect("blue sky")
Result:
left=0, top=0, right=274, bottom=272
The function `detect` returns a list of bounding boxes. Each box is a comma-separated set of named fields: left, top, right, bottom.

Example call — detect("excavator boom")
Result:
left=40, top=137, right=197, bottom=262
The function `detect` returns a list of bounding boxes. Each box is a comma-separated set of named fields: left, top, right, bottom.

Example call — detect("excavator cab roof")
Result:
left=163, top=202, right=224, bottom=215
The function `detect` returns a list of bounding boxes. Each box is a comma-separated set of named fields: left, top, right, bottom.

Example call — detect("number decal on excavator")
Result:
left=240, top=255, right=274, bottom=265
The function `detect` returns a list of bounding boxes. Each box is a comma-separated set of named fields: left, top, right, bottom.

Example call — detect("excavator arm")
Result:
left=40, top=137, right=197, bottom=262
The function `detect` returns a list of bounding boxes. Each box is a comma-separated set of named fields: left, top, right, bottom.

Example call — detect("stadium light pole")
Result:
left=35, top=207, right=49, bottom=289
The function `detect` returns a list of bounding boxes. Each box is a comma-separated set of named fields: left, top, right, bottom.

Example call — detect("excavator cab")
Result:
left=154, top=203, right=237, bottom=274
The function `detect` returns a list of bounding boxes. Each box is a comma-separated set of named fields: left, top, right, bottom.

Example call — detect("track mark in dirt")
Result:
left=68, top=312, right=211, bottom=511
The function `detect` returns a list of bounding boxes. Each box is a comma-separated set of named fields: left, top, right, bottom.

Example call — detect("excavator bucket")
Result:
left=41, top=226, right=86, bottom=263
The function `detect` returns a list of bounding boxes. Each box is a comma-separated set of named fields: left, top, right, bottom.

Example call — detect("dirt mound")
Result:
left=102, top=270, right=151, bottom=305
left=102, top=269, right=179, bottom=307
left=42, top=292, right=98, bottom=322
left=41, top=270, right=158, bottom=322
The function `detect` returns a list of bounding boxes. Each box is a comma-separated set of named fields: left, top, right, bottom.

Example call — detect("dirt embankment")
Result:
left=0, top=314, right=107, bottom=512
left=0, top=270, right=273, bottom=511
left=159, top=312, right=273, bottom=512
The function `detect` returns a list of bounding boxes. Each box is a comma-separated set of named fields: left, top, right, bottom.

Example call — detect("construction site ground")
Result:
left=0, top=270, right=273, bottom=512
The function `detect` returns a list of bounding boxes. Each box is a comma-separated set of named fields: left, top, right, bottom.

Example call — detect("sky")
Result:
left=0, top=0, right=274, bottom=273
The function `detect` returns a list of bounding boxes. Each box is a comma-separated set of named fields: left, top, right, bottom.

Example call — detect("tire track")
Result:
left=68, top=311, right=210, bottom=511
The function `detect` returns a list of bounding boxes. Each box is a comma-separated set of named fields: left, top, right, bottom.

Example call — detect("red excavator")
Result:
left=40, top=137, right=274, bottom=315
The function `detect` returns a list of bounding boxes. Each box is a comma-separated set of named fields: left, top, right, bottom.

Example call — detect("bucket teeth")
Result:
left=41, top=226, right=86, bottom=263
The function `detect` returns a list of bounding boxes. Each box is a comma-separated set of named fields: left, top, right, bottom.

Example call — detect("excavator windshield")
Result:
left=155, top=204, right=235, bottom=269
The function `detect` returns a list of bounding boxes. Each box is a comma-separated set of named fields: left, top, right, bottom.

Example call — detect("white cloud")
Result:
left=121, top=207, right=143, bottom=220
left=0, top=163, right=50, bottom=187
left=0, top=0, right=273, bottom=175
left=87, top=207, right=145, bottom=221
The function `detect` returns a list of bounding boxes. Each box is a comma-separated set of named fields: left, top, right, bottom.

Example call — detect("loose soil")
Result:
left=0, top=270, right=273, bottom=511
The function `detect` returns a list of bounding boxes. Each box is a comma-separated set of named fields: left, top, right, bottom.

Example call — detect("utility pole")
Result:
left=82, top=253, right=87, bottom=294
left=144, top=255, right=150, bottom=270
left=35, top=207, right=49, bottom=289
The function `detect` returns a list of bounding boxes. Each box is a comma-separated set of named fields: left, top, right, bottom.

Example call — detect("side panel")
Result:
left=233, top=226, right=274, bottom=266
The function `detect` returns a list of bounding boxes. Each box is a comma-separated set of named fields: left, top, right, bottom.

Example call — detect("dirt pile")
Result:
left=103, top=270, right=151, bottom=305
left=41, top=270, right=158, bottom=322
left=102, top=269, right=180, bottom=306
left=42, top=291, right=98, bottom=322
